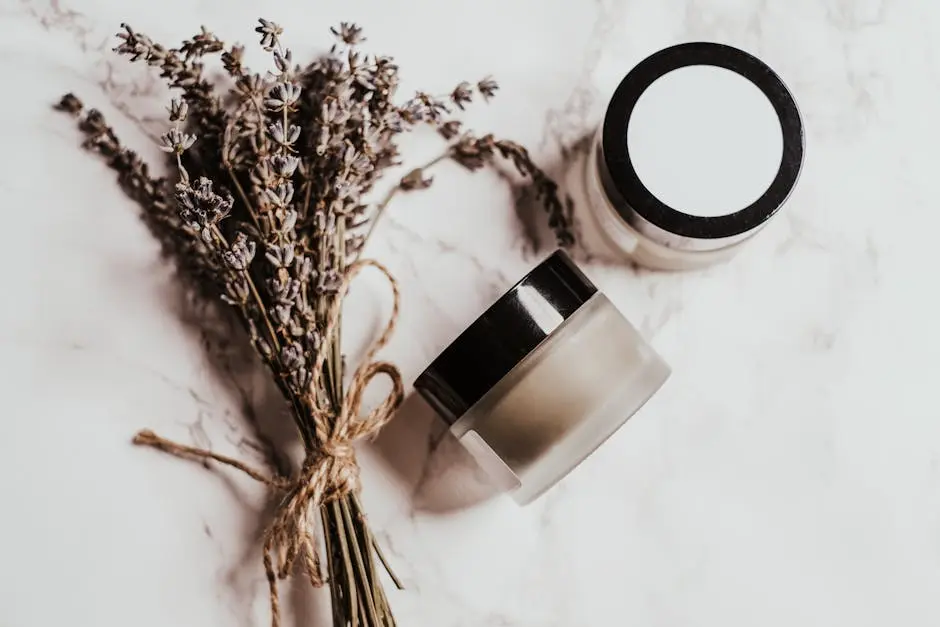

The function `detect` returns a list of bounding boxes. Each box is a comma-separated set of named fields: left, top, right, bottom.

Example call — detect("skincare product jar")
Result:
left=414, top=250, right=670, bottom=505
left=585, top=42, right=805, bottom=270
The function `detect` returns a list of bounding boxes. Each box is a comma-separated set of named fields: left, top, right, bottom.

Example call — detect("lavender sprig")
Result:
left=60, top=18, right=573, bottom=627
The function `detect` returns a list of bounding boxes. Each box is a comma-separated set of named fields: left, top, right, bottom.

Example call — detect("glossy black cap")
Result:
left=601, top=42, right=804, bottom=242
left=414, top=250, right=597, bottom=426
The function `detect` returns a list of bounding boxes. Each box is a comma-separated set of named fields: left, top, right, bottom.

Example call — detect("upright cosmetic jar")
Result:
left=585, top=42, right=805, bottom=270
left=414, top=250, right=670, bottom=505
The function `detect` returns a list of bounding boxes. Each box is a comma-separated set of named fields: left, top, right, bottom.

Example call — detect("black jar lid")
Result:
left=414, top=250, right=597, bottom=426
left=600, top=42, right=805, bottom=250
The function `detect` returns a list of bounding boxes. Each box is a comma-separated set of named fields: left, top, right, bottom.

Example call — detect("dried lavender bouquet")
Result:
left=57, top=18, right=572, bottom=627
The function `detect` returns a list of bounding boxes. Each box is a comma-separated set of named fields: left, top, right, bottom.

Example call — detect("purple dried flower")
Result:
left=114, top=23, right=155, bottom=62
left=168, top=98, right=188, bottom=122
left=265, top=82, right=302, bottom=111
left=279, top=341, right=305, bottom=370
left=264, top=243, right=296, bottom=268
left=451, top=82, right=473, bottom=110
left=263, top=182, right=295, bottom=208
left=342, top=144, right=371, bottom=173
left=221, top=44, right=244, bottom=76
left=180, top=26, right=223, bottom=59
left=281, top=209, right=298, bottom=231
left=255, top=18, right=283, bottom=51
left=235, top=74, right=265, bottom=98
left=274, top=49, right=294, bottom=74
left=331, top=22, right=365, bottom=46
left=223, top=276, right=250, bottom=304
left=269, top=154, right=299, bottom=178
left=438, top=120, right=462, bottom=140
left=477, top=76, right=499, bottom=100
left=222, top=232, right=256, bottom=270
left=159, top=127, right=196, bottom=154
left=316, top=270, right=342, bottom=294
left=175, top=177, right=232, bottom=230
left=400, top=168, right=433, bottom=190
left=273, top=304, right=292, bottom=326
left=268, top=121, right=300, bottom=146
left=382, top=110, right=404, bottom=132
left=56, top=93, right=84, bottom=115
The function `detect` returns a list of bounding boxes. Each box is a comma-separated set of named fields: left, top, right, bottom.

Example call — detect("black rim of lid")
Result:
left=601, top=41, right=805, bottom=240
left=414, top=250, right=597, bottom=426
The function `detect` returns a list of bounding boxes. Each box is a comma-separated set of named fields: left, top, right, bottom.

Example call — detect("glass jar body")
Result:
left=583, top=135, right=762, bottom=271
left=449, top=292, right=670, bottom=505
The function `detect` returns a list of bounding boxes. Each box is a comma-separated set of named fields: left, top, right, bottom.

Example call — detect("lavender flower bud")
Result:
left=333, top=180, right=355, bottom=200
left=168, top=99, right=189, bottom=122
left=270, top=154, right=299, bottom=178
left=222, top=232, right=256, bottom=271
left=450, top=81, right=473, bottom=110
left=256, top=339, right=273, bottom=359
left=265, top=81, right=302, bottom=111
left=290, top=367, right=310, bottom=390
left=281, top=209, right=298, bottom=232
left=284, top=278, right=300, bottom=303
left=279, top=342, right=305, bottom=370
left=316, top=126, right=331, bottom=156
left=273, top=304, right=292, bottom=326
left=400, top=168, right=433, bottom=190
left=265, top=246, right=284, bottom=268
left=221, top=45, right=244, bottom=75
left=255, top=18, right=283, bottom=51
left=383, top=110, right=404, bottom=132
left=312, top=211, right=326, bottom=233
left=316, top=269, right=342, bottom=294
left=477, top=76, right=499, bottom=100
left=306, top=329, right=322, bottom=352
left=330, top=22, right=365, bottom=46
left=175, top=177, right=233, bottom=230
left=263, top=181, right=294, bottom=208
left=235, top=74, right=265, bottom=98
left=342, top=144, right=371, bottom=174
left=401, top=97, right=426, bottom=123
left=294, top=255, right=313, bottom=278
left=438, top=120, right=462, bottom=140
left=345, top=233, right=365, bottom=254
left=268, top=121, right=300, bottom=146
left=321, top=100, right=343, bottom=125
left=159, top=127, right=196, bottom=154
left=274, top=49, right=293, bottom=73
left=226, top=276, right=249, bottom=302
left=280, top=244, right=295, bottom=267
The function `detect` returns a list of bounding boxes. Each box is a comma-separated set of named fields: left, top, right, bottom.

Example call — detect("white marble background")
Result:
left=2, top=0, right=940, bottom=625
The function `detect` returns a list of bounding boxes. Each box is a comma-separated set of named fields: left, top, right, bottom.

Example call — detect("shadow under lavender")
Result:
left=154, top=281, right=329, bottom=627
left=370, top=391, right=500, bottom=513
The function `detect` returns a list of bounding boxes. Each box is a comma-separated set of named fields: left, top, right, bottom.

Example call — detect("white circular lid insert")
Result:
left=626, top=65, right=784, bottom=218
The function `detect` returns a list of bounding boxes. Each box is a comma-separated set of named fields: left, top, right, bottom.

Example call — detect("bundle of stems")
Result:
left=57, top=18, right=571, bottom=627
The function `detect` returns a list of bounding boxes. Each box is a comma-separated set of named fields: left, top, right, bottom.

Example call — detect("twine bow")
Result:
left=133, top=259, right=404, bottom=627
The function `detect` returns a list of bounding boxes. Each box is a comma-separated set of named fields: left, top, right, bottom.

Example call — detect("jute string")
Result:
left=133, top=258, right=404, bottom=627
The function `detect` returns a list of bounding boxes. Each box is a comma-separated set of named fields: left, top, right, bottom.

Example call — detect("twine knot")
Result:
left=132, top=259, right=403, bottom=627
left=314, top=440, right=360, bottom=495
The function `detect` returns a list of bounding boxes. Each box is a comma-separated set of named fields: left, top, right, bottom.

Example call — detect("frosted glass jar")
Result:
left=414, top=250, right=670, bottom=505
left=585, top=42, right=805, bottom=270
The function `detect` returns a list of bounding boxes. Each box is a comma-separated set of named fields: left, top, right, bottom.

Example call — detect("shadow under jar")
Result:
left=414, top=250, right=670, bottom=505
left=585, top=42, right=805, bottom=270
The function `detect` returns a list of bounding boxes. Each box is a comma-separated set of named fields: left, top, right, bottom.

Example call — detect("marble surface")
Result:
left=2, top=0, right=940, bottom=625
